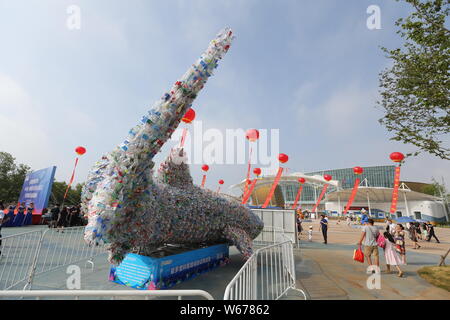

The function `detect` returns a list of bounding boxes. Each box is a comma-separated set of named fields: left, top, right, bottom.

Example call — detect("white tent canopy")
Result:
left=325, top=187, right=440, bottom=203
left=230, top=172, right=340, bottom=190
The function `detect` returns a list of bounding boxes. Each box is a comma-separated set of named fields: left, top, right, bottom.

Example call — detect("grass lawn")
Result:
left=418, top=266, right=450, bottom=292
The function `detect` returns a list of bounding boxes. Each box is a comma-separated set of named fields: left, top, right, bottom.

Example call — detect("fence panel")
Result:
left=0, top=227, right=107, bottom=290
left=0, top=230, right=43, bottom=290
left=224, top=241, right=306, bottom=300
left=26, top=226, right=106, bottom=289
left=251, top=209, right=297, bottom=245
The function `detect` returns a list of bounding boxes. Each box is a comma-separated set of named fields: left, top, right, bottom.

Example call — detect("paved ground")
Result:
left=1, top=223, right=450, bottom=300
left=293, top=219, right=450, bottom=300
left=299, top=219, right=450, bottom=256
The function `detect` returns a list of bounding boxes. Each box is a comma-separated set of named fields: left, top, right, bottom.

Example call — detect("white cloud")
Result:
left=0, top=74, right=51, bottom=168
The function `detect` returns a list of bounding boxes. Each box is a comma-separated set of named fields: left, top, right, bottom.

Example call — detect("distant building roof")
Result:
left=325, top=186, right=440, bottom=203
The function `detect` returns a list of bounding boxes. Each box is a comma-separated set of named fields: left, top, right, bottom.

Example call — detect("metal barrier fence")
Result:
left=0, top=230, right=43, bottom=290
left=223, top=241, right=306, bottom=300
left=253, top=226, right=293, bottom=247
left=0, top=227, right=106, bottom=290
left=251, top=209, right=298, bottom=245
left=0, top=289, right=214, bottom=300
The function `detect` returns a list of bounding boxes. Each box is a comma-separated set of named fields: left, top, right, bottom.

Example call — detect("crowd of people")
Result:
left=0, top=200, right=35, bottom=227
left=43, top=204, right=85, bottom=231
left=0, top=200, right=86, bottom=231
left=295, top=210, right=443, bottom=278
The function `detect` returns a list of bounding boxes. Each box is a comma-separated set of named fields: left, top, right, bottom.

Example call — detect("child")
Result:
left=308, top=226, right=313, bottom=242
left=422, top=223, right=428, bottom=240
left=383, top=231, right=404, bottom=277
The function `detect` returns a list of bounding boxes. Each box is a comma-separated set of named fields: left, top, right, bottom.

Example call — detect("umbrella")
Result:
left=395, top=216, right=416, bottom=223
left=415, top=219, right=428, bottom=223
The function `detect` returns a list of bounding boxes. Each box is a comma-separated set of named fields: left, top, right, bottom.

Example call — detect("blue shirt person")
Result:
left=320, top=215, right=328, bottom=244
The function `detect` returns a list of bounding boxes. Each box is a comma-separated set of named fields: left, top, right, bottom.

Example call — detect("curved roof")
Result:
left=325, top=186, right=441, bottom=203
left=230, top=172, right=340, bottom=190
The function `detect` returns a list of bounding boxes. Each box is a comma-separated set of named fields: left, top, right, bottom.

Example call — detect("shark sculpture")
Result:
left=81, top=28, right=264, bottom=265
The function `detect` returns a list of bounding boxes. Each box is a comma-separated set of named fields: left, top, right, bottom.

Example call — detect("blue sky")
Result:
left=0, top=0, right=449, bottom=194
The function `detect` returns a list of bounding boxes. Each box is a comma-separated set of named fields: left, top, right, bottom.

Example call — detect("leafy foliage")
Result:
left=0, top=151, right=31, bottom=204
left=50, top=181, right=83, bottom=206
left=421, top=177, right=447, bottom=196
left=378, top=0, right=450, bottom=159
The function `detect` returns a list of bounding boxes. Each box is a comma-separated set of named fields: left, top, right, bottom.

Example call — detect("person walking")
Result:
left=382, top=231, right=404, bottom=277
left=386, top=219, right=396, bottom=235
left=426, top=222, right=440, bottom=243
left=50, top=204, right=60, bottom=228
left=415, top=222, right=422, bottom=240
left=408, top=223, right=421, bottom=249
left=319, top=214, right=328, bottom=244
left=296, top=215, right=303, bottom=240
left=346, top=215, right=351, bottom=227
left=421, top=223, right=428, bottom=240
left=360, top=209, right=369, bottom=225
left=394, top=224, right=407, bottom=264
left=357, top=218, right=380, bottom=269
left=56, top=207, right=68, bottom=232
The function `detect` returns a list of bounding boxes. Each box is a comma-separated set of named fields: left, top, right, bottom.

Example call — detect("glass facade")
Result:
left=281, top=165, right=396, bottom=204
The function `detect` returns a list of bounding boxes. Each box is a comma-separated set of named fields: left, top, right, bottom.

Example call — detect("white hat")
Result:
left=361, top=208, right=367, bottom=213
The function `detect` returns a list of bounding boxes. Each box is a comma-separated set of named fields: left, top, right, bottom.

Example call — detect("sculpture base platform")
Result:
left=109, top=244, right=230, bottom=290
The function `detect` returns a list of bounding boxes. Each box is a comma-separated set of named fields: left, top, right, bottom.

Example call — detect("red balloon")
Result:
left=219, top=180, right=224, bottom=185
left=324, top=174, right=332, bottom=181
left=245, top=129, right=260, bottom=142
left=253, top=168, right=262, bottom=176
left=298, top=178, right=306, bottom=184
left=353, top=166, right=364, bottom=175
left=278, top=153, right=289, bottom=164
left=75, top=146, right=86, bottom=156
left=182, top=108, right=196, bottom=124
left=201, top=164, right=209, bottom=172
left=390, top=152, right=405, bottom=163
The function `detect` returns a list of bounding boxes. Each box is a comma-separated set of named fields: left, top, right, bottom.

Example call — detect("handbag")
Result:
left=353, top=245, right=364, bottom=263
left=377, top=233, right=386, bottom=248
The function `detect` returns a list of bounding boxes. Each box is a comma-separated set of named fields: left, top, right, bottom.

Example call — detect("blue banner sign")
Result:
left=18, top=166, right=56, bottom=214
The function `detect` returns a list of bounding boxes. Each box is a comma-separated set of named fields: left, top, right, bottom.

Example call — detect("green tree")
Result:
left=0, top=151, right=31, bottom=203
left=378, top=0, right=450, bottom=160
left=421, top=178, right=446, bottom=195
left=49, top=182, right=83, bottom=207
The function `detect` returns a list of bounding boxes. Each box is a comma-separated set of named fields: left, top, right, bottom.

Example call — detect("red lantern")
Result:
left=245, top=129, right=260, bottom=142
left=253, top=168, right=262, bottom=176
left=324, top=174, right=332, bottom=182
left=278, top=153, right=289, bottom=164
left=353, top=166, right=364, bottom=175
left=390, top=152, right=405, bottom=163
left=182, top=108, right=196, bottom=124
left=298, top=178, right=306, bottom=184
left=201, top=164, right=209, bottom=172
left=75, top=146, right=86, bottom=156
left=219, top=180, right=224, bottom=185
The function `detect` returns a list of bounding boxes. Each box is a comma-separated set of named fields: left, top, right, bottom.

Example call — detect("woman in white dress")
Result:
left=383, top=231, right=405, bottom=277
